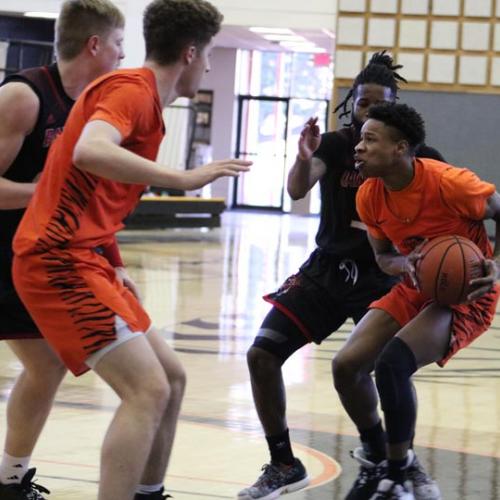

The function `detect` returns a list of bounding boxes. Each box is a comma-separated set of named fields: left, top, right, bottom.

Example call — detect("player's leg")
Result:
left=333, top=308, right=399, bottom=443
left=134, top=327, right=186, bottom=499
left=239, top=308, right=311, bottom=500
left=91, top=334, right=171, bottom=500
left=332, top=308, right=400, bottom=500
left=240, top=268, right=348, bottom=499
left=2, top=340, right=66, bottom=460
left=0, top=340, right=64, bottom=499
left=371, top=302, right=452, bottom=500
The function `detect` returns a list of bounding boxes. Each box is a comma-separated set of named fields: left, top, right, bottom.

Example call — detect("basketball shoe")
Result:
left=406, top=454, right=441, bottom=500
left=237, top=458, right=309, bottom=499
left=345, top=448, right=387, bottom=500
left=0, top=468, right=50, bottom=499
left=134, top=487, right=172, bottom=499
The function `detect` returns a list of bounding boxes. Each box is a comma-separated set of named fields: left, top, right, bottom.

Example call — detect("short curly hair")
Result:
left=144, top=0, right=223, bottom=65
left=367, top=103, right=426, bottom=151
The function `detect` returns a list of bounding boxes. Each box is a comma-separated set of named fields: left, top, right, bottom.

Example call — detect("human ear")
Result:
left=184, top=45, right=196, bottom=64
left=86, top=35, right=100, bottom=56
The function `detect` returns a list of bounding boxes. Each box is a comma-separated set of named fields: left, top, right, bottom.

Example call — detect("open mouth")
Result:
left=354, top=159, right=365, bottom=170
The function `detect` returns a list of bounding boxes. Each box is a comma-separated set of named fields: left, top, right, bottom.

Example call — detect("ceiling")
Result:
left=213, top=25, right=335, bottom=54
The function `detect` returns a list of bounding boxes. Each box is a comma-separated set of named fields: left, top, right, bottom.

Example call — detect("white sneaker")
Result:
left=406, top=453, right=441, bottom=500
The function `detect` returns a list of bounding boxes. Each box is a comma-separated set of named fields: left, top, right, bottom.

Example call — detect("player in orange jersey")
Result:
left=334, top=102, right=500, bottom=499
left=12, top=1, right=250, bottom=499
left=0, top=1, right=126, bottom=498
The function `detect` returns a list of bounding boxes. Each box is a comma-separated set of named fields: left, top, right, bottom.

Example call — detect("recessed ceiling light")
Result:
left=249, top=27, right=295, bottom=35
left=321, top=28, right=336, bottom=39
left=262, top=34, right=306, bottom=42
left=24, top=11, right=58, bottom=19
left=280, top=41, right=317, bottom=48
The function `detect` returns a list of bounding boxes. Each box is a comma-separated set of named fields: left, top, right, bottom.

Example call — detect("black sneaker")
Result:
left=0, top=468, right=50, bottom=499
left=345, top=448, right=387, bottom=500
left=134, top=487, right=172, bottom=499
left=238, top=458, right=309, bottom=499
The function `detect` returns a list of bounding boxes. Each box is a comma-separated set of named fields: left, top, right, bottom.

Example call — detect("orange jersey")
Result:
left=11, top=68, right=163, bottom=375
left=13, top=67, right=164, bottom=256
left=356, top=158, right=495, bottom=257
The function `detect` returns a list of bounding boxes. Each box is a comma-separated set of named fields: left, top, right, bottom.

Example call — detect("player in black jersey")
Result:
left=0, top=2, right=125, bottom=498
left=238, top=53, right=444, bottom=500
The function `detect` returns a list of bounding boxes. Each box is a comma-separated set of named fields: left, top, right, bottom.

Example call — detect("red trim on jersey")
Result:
left=41, top=66, right=69, bottom=114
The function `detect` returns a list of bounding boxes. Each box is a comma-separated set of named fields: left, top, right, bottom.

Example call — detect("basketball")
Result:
left=415, top=235, right=485, bottom=305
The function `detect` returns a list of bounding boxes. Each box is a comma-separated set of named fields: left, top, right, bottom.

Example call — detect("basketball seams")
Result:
left=434, top=243, right=462, bottom=305
left=458, top=237, right=485, bottom=281
left=454, top=238, right=467, bottom=305
left=420, top=235, right=457, bottom=258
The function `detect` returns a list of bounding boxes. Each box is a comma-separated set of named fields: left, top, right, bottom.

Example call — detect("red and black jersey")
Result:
left=0, top=64, right=74, bottom=245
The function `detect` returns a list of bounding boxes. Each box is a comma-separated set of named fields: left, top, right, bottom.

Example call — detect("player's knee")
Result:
left=138, top=374, right=171, bottom=418
left=247, top=345, right=281, bottom=376
left=374, top=338, right=417, bottom=412
left=168, top=364, right=187, bottom=400
left=332, top=352, right=363, bottom=390
left=24, top=358, right=67, bottom=388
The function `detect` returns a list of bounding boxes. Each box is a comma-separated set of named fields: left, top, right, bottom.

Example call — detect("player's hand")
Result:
left=404, top=239, right=427, bottom=288
left=184, top=159, right=252, bottom=190
left=297, top=117, right=321, bottom=161
left=467, top=258, right=498, bottom=301
left=115, top=266, right=142, bottom=302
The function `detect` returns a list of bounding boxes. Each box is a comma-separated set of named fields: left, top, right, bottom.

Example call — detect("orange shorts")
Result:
left=370, top=280, right=499, bottom=366
left=13, top=247, right=151, bottom=376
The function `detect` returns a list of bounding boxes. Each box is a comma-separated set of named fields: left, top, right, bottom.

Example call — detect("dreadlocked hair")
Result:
left=367, top=103, right=425, bottom=152
left=334, top=51, right=407, bottom=121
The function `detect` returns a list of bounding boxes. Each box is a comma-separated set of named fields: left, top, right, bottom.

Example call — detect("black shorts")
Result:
left=260, top=248, right=398, bottom=347
left=0, top=244, right=40, bottom=339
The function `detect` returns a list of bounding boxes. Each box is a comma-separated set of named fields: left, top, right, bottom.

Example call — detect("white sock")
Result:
left=135, top=483, right=164, bottom=494
left=0, top=453, right=31, bottom=484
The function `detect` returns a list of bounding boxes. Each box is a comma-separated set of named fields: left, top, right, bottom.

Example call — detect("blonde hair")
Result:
left=55, top=0, right=125, bottom=60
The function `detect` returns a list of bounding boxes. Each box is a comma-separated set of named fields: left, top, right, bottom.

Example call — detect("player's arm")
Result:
left=73, top=120, right=251, bottom=190
left=367, top=233, right=419, bottom=285
left=100, top=237, right=141, bottom=300
left=287, top=117, right=326, bottom=199
left=468, top=191, right=500, bottom=300
left=0, top=83, right=40, bottom=209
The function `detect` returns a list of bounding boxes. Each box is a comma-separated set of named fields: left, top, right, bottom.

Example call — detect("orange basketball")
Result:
left=415, top=235, right=485, bottom=305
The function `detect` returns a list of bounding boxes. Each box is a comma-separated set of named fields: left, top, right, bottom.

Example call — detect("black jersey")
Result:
left=312, top=126, right=444, bottom=260
left=0, top=64, right=74, bottom=245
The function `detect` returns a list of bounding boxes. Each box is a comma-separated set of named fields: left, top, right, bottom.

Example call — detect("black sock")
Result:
left=388, top=456, right=409, bottom=484
left=266, top=429, right=294, bottom=465
left=359, top=420, right=386, bottom=464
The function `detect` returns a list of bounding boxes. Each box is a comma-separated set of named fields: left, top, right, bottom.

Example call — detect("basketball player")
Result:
left=0, top=1, right=126, bottom=498
left=339, top=102, right=500, bottom=499
left=11, top=1, right=250, bottom=499
left=240, top=53, right=443, bottom=500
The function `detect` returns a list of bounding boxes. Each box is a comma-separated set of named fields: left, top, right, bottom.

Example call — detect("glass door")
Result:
left=234, top=96, right=289, bottom=210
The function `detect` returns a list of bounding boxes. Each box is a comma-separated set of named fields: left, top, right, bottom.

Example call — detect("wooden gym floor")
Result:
left=0, top=210, right=499, bottom=499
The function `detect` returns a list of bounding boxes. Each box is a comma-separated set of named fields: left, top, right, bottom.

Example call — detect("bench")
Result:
left=125, top=196, right=226, bottom=229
